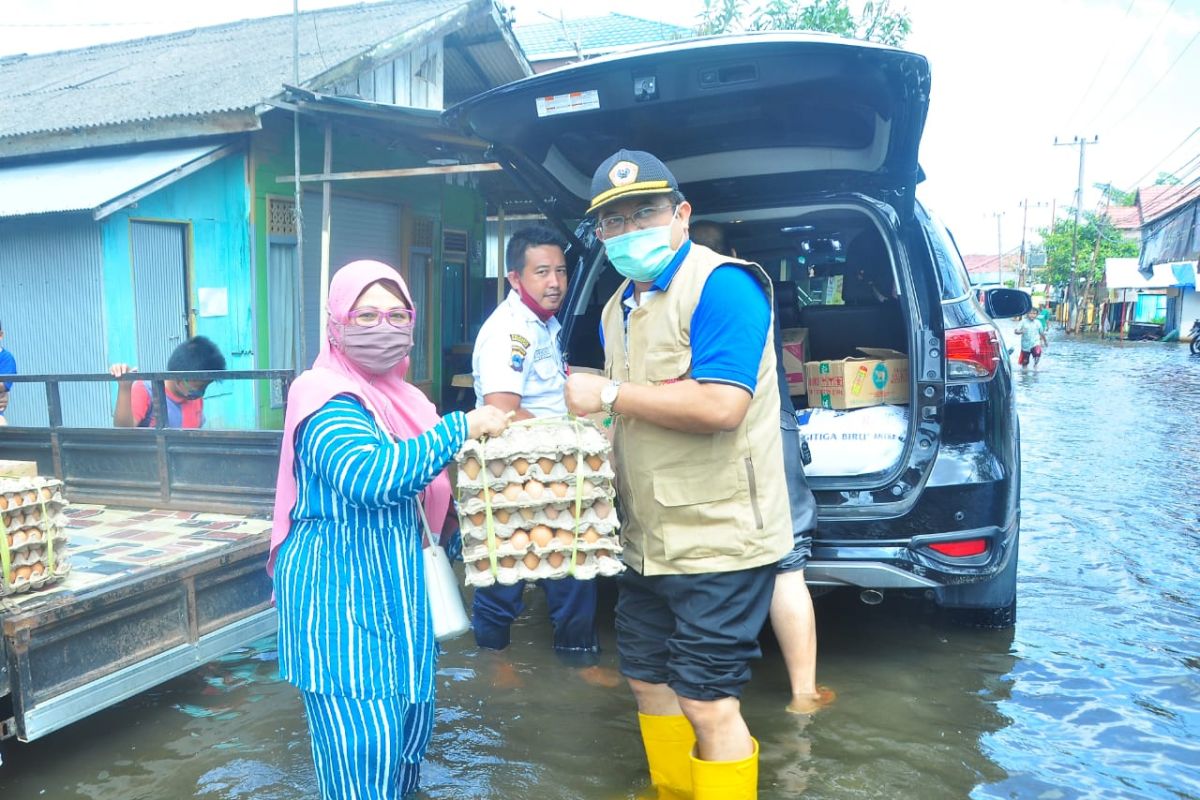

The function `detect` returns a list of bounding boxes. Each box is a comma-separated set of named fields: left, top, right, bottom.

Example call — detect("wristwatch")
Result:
left=600, top=380, right=622, bottom=416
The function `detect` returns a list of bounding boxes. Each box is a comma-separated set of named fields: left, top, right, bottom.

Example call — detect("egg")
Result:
left=29, top=562, right=45, bottom=577
left=592, top=500, right=612, bottom=518
left=522, top=552, right=541, bottom=570
left=0, top=494, right=8, bottom=510
left=509, top=531, right=530, bottom=550
left=585, top=454, right=603, bottom=471
left=23, top=491, right=37, bottom=505
left=547, top=552, right=565, bottom=568
left=461, top=457, right=481, bottom=480
left=518, top=507, right=536, bottom=521
left=537, top=457, right=555, bottom=475
left=488, top=459, right=507, bottom=478
left=543, top=505, right=561, bottom=520
left=499, top=556, right=517, bottom=569
left=473, top=559, right=490, bottom=572
left=529, top=525, right=554, bottom=547
left=548, top=482, right=569, bottom=498
left=597, top=549, right=611, bottom=559
left=502, top=483, right=523, bottom=501
left=554, top=530, right=575, bottom=547
left=39, top=487, right=53, bottom=501
left=575, top=552, right=587, bottom=565
left=468, top=512, right=485, bottom=526
left=562, top=453, right=578, bottom=473
left=524, top=480, right=545, bottom=499
left=512, top=457, right=530, bottom=475
left=494, top=509, right=511, bottom=524
left=11, top=530, right=25, bottom=547
left=582, top=528, right=600, bottom=544
left=14, top=565, right=32, bottom=582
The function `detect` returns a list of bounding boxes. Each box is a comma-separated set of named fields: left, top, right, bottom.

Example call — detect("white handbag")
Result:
left=416, top=499, right=472, bottom=642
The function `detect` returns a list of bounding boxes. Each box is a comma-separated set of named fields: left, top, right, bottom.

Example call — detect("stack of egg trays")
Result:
left=0, top=477, right=71, bottom=596
left=455, top=417, right=625, bottom=587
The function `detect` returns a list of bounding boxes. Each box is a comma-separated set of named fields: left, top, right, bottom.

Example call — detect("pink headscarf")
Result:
left=267, top=260, right=453, bottom=576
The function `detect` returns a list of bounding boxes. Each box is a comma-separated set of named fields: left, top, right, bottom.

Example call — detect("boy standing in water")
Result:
left=1014, top=309, right=1048, bottom=370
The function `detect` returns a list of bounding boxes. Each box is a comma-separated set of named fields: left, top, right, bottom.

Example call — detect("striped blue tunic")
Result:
left=274, top=394, right=468, bottom=701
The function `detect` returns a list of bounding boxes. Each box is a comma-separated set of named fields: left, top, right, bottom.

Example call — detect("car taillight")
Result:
left=945, top=324, right=1002, bottom=380
left=928, top=538, right=988, bottom=557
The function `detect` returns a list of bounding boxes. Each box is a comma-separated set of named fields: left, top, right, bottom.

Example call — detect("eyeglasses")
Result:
left=597, top=204, right=676, bottom=237
left=347, top=307, right=416, bottom=328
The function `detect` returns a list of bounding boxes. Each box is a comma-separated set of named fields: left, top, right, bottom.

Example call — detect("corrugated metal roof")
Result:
left=0, top=143, right=224, bottom=219
left=0, top=0, right=513, bottom=142
left=514, top=13, right=693, bottom=60
left=1106, top=257, right=1196, bottom=289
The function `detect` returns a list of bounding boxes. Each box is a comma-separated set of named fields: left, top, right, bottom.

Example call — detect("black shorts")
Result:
left=615, top=564, right=776, bottom=701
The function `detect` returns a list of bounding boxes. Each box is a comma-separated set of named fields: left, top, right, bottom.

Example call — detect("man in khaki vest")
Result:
left=565, top=150, right=792, bottom=800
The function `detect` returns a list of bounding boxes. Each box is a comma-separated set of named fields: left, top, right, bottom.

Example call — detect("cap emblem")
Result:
left=609, top=160, right=639, bottom=187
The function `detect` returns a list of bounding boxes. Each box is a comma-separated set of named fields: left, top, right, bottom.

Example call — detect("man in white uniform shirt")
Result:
left=471, top=225, right=599, bottom=662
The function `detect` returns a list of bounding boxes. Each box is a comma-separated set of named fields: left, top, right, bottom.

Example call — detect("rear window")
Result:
left=923, top=213, right=973, bottom=301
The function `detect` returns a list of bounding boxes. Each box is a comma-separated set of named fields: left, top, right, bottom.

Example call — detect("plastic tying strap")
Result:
left=41, top=500, right=54, bottom=576
left=475, top=440, right=500, bottom=578
left=0, top=511, right=10, bottom=591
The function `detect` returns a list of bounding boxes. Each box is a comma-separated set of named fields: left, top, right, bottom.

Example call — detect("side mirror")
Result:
left=983, top=288, right=1032, bottom=319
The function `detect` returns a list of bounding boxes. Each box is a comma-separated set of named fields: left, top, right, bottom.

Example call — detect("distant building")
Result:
left=0, top=0, right=530, bottom=427
left=514, top=13, right=693, bottom=73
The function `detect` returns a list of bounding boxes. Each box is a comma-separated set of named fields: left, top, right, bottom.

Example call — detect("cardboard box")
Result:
left=803, top=357, right=887, bottom=409
left=779, top=328, right=809, bottom=396
left=856, top=348, right=910, bottom=405
left=0, top=460, right=38, bottom=478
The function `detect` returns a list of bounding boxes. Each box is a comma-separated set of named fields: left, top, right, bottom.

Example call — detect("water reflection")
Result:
left=3, top=331, right=1200, bottom=798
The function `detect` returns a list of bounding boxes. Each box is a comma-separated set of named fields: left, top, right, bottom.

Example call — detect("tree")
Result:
left=697, top=0, right=912, bottom=46
left=1094, top=182, right=1135, bottom=207
left=1035, top=210, right=1138, bottom=286
left=1154, top=172, right=1181, bottom=186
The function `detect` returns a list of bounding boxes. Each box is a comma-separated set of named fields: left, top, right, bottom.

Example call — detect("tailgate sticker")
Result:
left=536, top=90, right=600, bottom=117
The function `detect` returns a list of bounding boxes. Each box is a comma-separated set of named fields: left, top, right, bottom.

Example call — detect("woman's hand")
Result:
left=465, top=405, right=510, bottom=439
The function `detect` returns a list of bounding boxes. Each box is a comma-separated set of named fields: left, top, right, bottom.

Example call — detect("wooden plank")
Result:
left=278, top=162, right=502, bottom=184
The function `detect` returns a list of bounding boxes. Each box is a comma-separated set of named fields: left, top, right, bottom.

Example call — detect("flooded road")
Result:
left=3, top=328, right=1199, bottom=799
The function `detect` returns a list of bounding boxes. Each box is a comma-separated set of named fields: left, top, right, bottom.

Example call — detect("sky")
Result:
left=2, top=0, right=1198, bottom=256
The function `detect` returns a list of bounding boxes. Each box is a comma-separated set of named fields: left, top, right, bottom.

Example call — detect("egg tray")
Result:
left=457, top=480, right=614, bottom=516
left=458, top=417, right=611, bottom=465
left=459, top=500, right=619, bottom=542
left=462, top=531, right=623, bottom=563
left=457, top=455, right=614, bottom=492
left=0, top=478, right=66, bottom=513
left=465, top=550, right=624, bottom=588
left=0, top=556, right=72, bottom=596
left=2, top=509, right=69, bottom=534
left=4, top=528, right=68, bottom=560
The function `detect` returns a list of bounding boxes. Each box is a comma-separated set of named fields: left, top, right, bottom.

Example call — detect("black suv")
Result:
left=447, top=33, right=1030, bottom=627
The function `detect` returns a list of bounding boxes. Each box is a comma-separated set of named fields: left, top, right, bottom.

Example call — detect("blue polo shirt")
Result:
left=0, top=346, right=15, bottom=393
left=602, top=240, right=770, bottom=393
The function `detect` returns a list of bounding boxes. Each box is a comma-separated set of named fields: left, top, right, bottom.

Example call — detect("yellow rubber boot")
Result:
left=690, top=737, right=759, bottom=800
left=638, top=712, right=696, bottom=799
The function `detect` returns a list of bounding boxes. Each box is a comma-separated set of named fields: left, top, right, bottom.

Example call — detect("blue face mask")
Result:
left=603, top=209, right=679, bottom=283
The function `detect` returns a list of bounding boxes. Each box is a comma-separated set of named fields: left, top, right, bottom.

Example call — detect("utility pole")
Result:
left=1053, top=135, right=1099, bottom=333
left=1017, top=199, right=1049, bottom=287
left=993, top=211, right=1005, bottom=285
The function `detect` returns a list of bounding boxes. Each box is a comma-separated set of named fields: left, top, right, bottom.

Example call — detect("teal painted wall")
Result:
left=100, top=152, right=255, bottom=429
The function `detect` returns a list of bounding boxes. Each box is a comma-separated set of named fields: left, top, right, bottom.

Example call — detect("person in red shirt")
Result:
left=110, top=336, right=226, bottom=428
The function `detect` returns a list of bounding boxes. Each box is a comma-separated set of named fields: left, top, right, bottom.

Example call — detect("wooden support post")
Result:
left=320, top=122, right=333, bottom=337
left=496, top=206, right=506, bottom=304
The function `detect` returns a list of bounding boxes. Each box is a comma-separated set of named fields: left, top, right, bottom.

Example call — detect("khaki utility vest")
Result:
left=600, top=243, right=793, bottom=576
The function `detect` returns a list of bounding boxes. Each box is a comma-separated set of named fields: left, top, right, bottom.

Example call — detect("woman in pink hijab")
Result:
left=270, top=260, right=507, bottom=799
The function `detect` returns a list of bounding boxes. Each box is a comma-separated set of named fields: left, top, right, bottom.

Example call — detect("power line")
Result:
left=1109, top=29, right=1200, bottom=133
left=0, top=21, right=160, bottom=29
left=1062, top=0, right=1137, bottom=131
left=1128, top=125, right=1200, bottom=188
left=1083, top=0, right=1177, bottom=131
